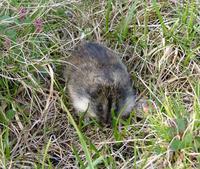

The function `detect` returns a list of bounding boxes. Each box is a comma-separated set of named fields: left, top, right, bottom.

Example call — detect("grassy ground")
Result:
left=0, top=0, right=200, bottom=168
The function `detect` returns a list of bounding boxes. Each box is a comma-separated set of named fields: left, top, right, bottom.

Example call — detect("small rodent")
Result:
left=64, top=42, right=144, bottom=124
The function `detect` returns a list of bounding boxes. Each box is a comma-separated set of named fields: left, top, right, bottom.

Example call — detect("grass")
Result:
left=0, top=0, right=200, bottom=168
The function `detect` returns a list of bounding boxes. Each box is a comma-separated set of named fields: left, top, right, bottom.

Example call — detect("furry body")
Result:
left=64, top=42, right=137, bottom=123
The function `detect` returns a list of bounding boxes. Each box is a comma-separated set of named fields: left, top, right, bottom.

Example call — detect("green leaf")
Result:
left=0, top=15, right=19, bottom=25
left=155, top=145, right=163, bottom=154
left=0, top=25, right=6, bottom=33
left=152, top=0, right=168, bottom=35
left=5, top=29, right=17, bottom=41
left=6, top=109, right=16, bottom=121
left=182, top=133, right=193, bottom=148
left=170, top=139, right=183, bottom=151
left=72, top=145, right=85, bottom=168
left=42, top=138, right=52, bottom=169
left=85, top=156, right=105, bottom=169
left=9, top=0, right=20, bottom=6
left=0, top=111, right=8, bottom=125
left=61, top=99, right=94, bottom=169
left=171, top=133, right=193, bottom=151
left=2, top=127, right=11, bottom=159
left=194, top=136, right=200, bottom=149
left=24, top=17, right=32, bottom=24
left=0, top=15, right=11, bottom=21
left=105, top=0, right=112, bottom=32
left=116, top=1, right=138, bottom=42
left=176, top=118, right=187, bottom=133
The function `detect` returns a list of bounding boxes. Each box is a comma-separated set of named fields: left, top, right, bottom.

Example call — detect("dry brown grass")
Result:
left=0, top=0, right=200, bottom=168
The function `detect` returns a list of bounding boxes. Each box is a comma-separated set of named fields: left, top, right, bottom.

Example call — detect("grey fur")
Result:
left=64, top=42, right=137, bottom=123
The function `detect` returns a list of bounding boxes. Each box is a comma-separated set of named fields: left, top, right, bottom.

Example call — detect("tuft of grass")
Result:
left=0, top=0, right=200, bottom=168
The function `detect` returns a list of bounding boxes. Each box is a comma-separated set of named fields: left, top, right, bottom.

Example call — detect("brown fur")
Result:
left=64, top=42, right=137, bottom=123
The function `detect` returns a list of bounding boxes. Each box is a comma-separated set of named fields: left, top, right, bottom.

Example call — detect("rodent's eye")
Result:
left=97, top=104, right=103, bottom=112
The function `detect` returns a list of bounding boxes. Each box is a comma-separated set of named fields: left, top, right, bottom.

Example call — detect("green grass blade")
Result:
left=60, top=99, right=94, bottom=169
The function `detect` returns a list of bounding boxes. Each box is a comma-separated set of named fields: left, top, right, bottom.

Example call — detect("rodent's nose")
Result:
left=100, top=112, right=112, bottom=125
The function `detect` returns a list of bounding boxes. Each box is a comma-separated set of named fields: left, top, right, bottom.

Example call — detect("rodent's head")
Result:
left=85, top=85, right=137, bottom=124
left=71, top=86, right=149, bottom=125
